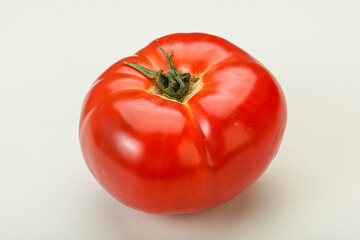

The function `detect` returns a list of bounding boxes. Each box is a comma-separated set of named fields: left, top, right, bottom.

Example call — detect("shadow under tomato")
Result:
left=89, top=171, right=285, bottom=240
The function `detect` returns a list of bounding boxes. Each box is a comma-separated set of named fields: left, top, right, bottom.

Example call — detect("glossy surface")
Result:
left=79, top=33, right=287, bottom=214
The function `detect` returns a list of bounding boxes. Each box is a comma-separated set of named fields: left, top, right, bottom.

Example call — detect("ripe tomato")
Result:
left=79, top=33, right=287, bottom=214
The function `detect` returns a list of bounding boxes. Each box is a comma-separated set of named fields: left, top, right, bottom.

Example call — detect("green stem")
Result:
left=123, top=39, right=190, bottom=101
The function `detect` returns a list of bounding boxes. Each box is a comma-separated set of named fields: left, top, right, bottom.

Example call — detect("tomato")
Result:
left=79, top=33, right=287, bottom=214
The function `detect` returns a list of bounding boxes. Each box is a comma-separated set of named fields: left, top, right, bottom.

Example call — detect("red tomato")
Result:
left=79, top=33, right=287, bottom=214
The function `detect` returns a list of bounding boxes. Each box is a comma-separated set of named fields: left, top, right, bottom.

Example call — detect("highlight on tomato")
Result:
left=79, top=33, right=287, bottom=214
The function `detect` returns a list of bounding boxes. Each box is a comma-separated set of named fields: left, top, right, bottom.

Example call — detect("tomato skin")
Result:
left=79, top=33, right=287, bottom=214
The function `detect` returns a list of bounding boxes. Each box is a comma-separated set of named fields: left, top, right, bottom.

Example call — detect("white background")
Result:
left=1, top=0, right=359, bottom=239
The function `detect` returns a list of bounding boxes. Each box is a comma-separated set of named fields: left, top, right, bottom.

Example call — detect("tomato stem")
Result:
left=123, top=39, right=191, bottom=101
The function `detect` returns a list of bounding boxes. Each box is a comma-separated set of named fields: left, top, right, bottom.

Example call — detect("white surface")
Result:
left=1, top=0, right=359, bottom=239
